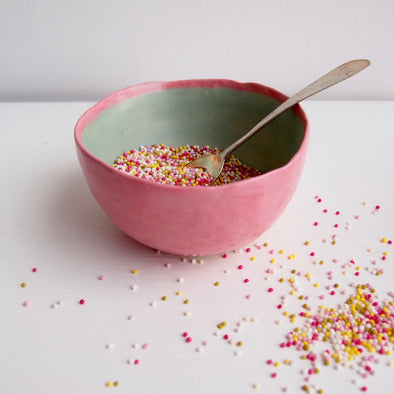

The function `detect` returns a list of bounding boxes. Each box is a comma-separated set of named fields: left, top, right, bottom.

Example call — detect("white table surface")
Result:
left=1, top=101, right=393, bottom=394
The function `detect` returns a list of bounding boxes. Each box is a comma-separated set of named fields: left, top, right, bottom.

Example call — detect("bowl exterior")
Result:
left=75, top=80, right=309, bottom=256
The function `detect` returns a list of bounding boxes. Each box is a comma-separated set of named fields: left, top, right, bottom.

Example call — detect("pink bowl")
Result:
left=74, top=79, right=309, bottom=256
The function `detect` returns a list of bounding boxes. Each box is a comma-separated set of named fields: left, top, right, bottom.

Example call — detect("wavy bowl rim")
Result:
left=74, top=79, right=310, bottom=192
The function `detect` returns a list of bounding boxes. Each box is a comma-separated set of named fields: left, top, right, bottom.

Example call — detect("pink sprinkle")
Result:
left=335, top=211, right=340, bottom=215
left=186, top=337, right=192, bottom=343
left=271, top=372, right=277, bottom=378
left=32, top=267, right=38, bottom=273
left=244, top=278, right=250, bottom=283
left=269, top=249, right=275, bottom=254
left=375, top=205, right=380, bottom=210
left=222, top=254, right=228, bottom=258
left=223, top=334, right=229, bottom=340
left=313, top=221, right=319, bottom=226
left=182, top=332, right=189, bottom=337
left=245, top=247, right=251, bottom=253
left=142, top=343, right=149, bottom=350
left=355, top=215, right=360, bottom=219
left=134, top=359, right=140, bottom=365
left=330, top=291, right=336, bottom=296
left=310, top=252, right=315, bottom=257
left=277, top=304, right=283, bottom=309
left=388, top=240, right=392, bottom=245
left=323, top=209, right=328, bottom=213
left=79, top=299, right=85, bottom=305
left=317, top=198, right=322, bottom=203
left=246, top=294, right=251, bottom=299
left=266, top=359, right=273, bottom=365
left=98, top=275, right=104, bottom=280
left=268, top=288, right=274, bottom=293
left=361, top=387, right=368, bottom=392
left=22, top=301, right=29, bottom=307
left=355, top=272, right=360, bottom=276
left=238, top=265, right=244, bottom=270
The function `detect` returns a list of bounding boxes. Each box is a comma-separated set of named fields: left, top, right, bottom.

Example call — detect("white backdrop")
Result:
left=1, top=0, right=393, bottom=101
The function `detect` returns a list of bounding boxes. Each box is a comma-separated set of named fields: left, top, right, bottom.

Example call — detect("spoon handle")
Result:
left=221, top=59, right=370, bottom=158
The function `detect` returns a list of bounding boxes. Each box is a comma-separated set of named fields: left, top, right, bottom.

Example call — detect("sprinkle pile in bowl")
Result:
left=112, top=144, right=262, bottom=186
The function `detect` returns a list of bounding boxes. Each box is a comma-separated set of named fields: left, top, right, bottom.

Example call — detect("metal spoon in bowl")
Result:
left=186, top=59, right=370, bottom=183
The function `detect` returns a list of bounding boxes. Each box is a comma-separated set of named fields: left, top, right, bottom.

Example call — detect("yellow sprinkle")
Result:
left=176, top=291, right=182, bottom=296
left=288, top=277, right=295, bottom=283
left=184, top=299, right=190, bottom=304
left=314, top=283, right=320, bottom=288
left=305, top=273, right=311, bottom=278
left=381, top=237, right=387, bottom=243
left=290, top=290, right=296, bottom=295
left=304, top=241, right=310, bottom=245
left=236, top=341, right=243, bottom=347
left=250, top=256, right=256, bottom=261
left=131, top=269, right=138, bottom=274
left=113, top=381, right=119, bottom=387
left=106, top=381, right=113, bottom=387
left=270, top=259, right=276, bottom=264
left=384, top=251, right=389, bottom=256
left=274, top=361, right=281, bottom=367
left=283, top=311, right=289, bottom=316
left=332, top=240, right=336, bottom=245
left=161, top=296, right=167, bottom=301
left=319, top=260, right=324, bottom=265
left=291, top=269, right=296, bottom=274
left=284, top=359, right=291, bottom=365
left=21, top=282, right=27, bottom=288
left=279, top=249, right=284, bottom=254
left=279, top=278, right=284, bottom=282
left=263, top=243, right=268, bottom=247
left=214, top=281, right=220, bottom=286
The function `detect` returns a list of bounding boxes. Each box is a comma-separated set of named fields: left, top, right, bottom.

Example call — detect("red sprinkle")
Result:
left=361, top=387, right=368, bottom=392
left=335, top=211, right=340, bottom=215
left=313, top=221, right=319, bottom=226
left=238, top=265, right=244, bottom=270
left=186, top=337, right=192, bottom=343
left=182, top=332, right=189, bottom=338
left=134, top=359, right=140, bottom=365
left=79, top=299, right=85, bottom=305
left=222, top=254, right=228, bottom=259
left=32, top=267, right=38, bottom=273
left=268, top=288, right=274, bottom=293
left=244, top=278, right=250, bottom=283
left=245, top=248, right=251, bottom=253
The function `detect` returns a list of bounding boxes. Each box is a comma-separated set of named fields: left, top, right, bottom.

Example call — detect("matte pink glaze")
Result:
left=75, top=80, right=310, bottom=256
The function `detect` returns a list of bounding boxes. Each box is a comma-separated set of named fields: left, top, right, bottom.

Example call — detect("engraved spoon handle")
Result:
left=221, top=59, right=370, bottom=158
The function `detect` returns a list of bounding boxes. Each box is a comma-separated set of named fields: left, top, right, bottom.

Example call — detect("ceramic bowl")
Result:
left=74, top=79, right=309, bottom=256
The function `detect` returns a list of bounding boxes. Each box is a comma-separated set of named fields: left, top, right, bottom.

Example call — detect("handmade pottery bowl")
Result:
left=74, top=79, right=309, bottom=256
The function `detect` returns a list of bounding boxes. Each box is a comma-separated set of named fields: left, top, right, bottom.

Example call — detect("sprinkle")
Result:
left=22, top=301, right=29, bottom=307
left=21, top=282, right=27, bottom=288
left=214, top=281, right=220, bottom=286
left=238, top=265, right=244, bottom=270
left=186, top=337, right=192, bottom=343
left=32, top=267, right=38, bottom=273
left=79, top=299, right=85, bottom=305
left=252, top=383, right=260, bottom=389
left=161, top=296, right=167, bottom=301
left=268, top=288, right=274, bottom=293
left=246, top=248, right=251, bottom=253
left=134, top=359, right=140, bottom=365
left=184, top=299, right=190, bottom=304
left=222, top=253, right=228, bottom=258
left=98, top=275, right=104, bottom=280
left=131, top=269, right=138, bottom=274
left=313, top=221, right=319, bottom=226
left=244, top=278, right=250, bottom=283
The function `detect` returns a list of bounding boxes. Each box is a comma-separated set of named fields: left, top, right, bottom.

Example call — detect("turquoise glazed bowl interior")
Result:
left=75, top=80, right=309, bottom=256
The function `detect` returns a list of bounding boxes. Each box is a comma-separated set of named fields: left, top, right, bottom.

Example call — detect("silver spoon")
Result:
left=186, top=59, right=370, bottom=183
